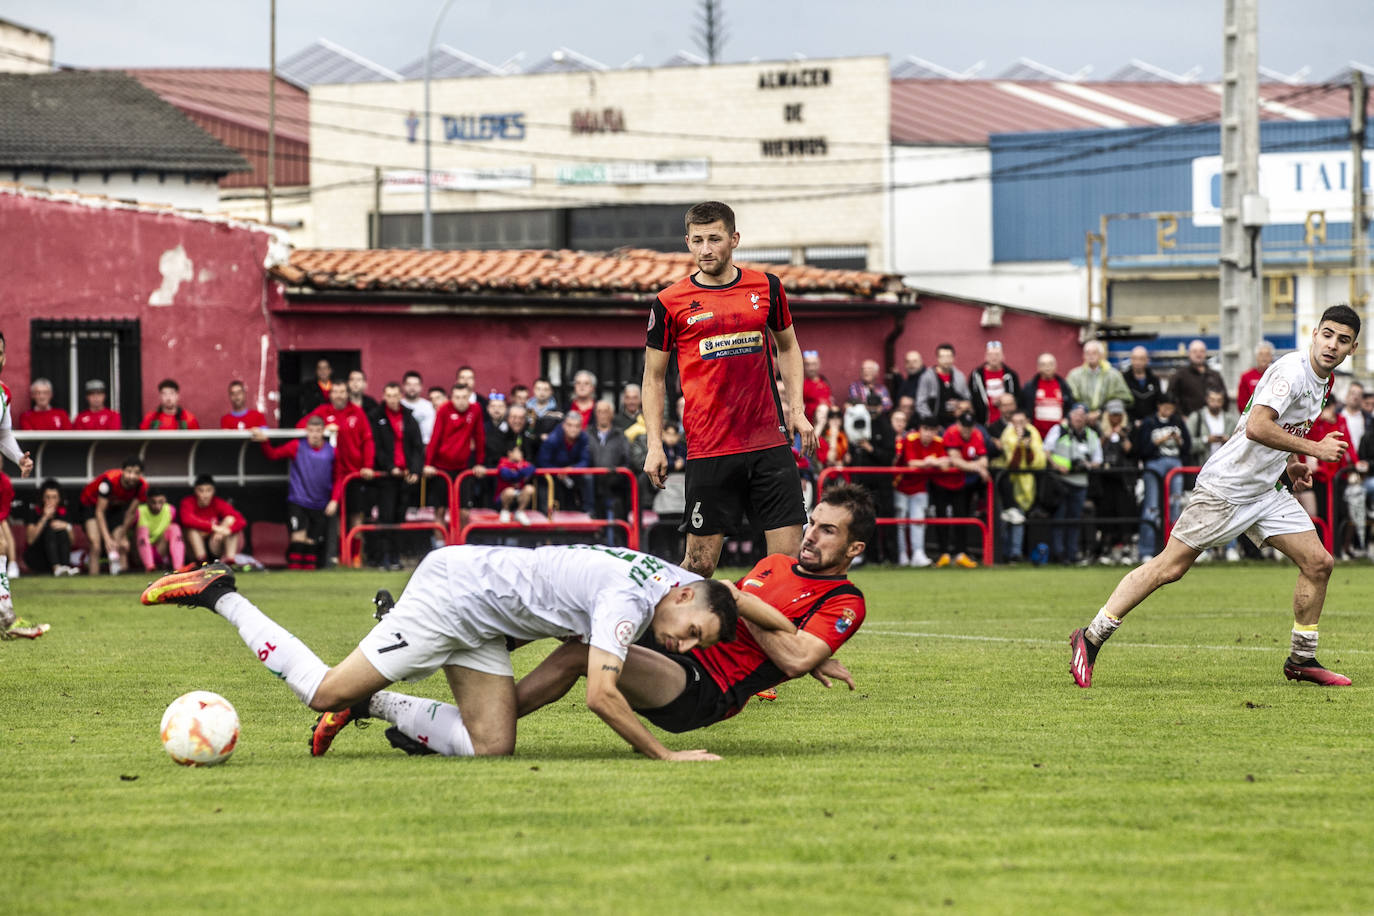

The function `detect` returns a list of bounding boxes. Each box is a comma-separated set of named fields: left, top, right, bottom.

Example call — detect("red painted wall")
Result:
left=0, top=187, right=282, bottom=423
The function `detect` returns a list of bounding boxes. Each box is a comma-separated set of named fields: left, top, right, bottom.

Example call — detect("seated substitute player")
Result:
left=334, top=483, right=873, bottom=757
left=79, top=456, right=147, bottom=576
left=142, top=544, right=791, bottom=762
left=641, top=201, right=816, bottom=578
left=1070, top=305, right=1362, bottom=688
left=178, top=475, right=246, bottom=565
left=136, top=489, right=185, bottom=572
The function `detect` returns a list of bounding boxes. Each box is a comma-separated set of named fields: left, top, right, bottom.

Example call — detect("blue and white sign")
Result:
left=384, top=167, right=533, bottom=192
left=1191, top=151, right=1373, bottom=227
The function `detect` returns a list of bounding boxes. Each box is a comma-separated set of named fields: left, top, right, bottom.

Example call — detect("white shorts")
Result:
left=357, top=552, right=515, bottom=681
left=1170, top=485, right=1314, bottom=551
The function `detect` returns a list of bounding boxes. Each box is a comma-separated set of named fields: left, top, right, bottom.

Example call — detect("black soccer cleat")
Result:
left=384, top=726, right=438, bottom=756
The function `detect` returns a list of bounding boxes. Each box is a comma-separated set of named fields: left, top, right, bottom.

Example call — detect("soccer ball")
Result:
left=160, top=691, right=240, bottom=766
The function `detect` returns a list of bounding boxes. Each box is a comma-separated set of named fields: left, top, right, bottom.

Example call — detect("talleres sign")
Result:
left=1191, top=151, right=1373, bottom=227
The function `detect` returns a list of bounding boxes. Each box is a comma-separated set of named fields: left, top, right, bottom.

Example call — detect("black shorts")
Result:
left=637, top=652, right=735, bottom=734
left=287, top=503, right=330, bottom=541
left=423, top=473, right=483, bottom=509
left=339, top=478, right=370, bottom=515
left=682, top=443, right=806, bottom=536
left=75, top=502, right=133, bottom=530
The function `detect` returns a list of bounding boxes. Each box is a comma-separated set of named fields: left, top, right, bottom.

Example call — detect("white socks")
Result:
left=213, top=592, right=329, bottom=706
left=1084, top=608, right=1122, bottom=647
left=1290, top=625, right=1319, bottom=662
left=0, top=569, right=14, bottom=627
left=369, top=690, right=475, bottom=757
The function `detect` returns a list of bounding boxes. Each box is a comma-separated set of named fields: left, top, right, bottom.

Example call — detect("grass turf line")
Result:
left=2, top=564, right=1372, bottom=914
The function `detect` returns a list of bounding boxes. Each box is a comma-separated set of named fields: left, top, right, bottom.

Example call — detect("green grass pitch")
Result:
left=3, top=562, right=1373, bottom=914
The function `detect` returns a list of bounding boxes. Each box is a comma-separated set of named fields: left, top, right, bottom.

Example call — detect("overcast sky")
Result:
left=6, top=0, right=1371, bottom=80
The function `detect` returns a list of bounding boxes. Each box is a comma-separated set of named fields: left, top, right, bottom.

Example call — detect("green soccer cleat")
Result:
left=2, top=618, right=51, bottom=640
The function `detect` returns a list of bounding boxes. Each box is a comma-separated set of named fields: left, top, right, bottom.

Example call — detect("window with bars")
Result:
left=29, top=319, right=141, bottom=425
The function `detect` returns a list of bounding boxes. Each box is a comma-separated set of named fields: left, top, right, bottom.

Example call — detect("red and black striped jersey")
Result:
left=80, top=468, right=148, bottom=507
left=646, top=267, right=792, bottom=459
left=691, top=552, right=865, bottom=716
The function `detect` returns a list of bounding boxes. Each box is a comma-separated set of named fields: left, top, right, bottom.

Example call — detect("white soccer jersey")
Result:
left=1195, top=350, right=1331, bottom=503
left=0, top=382, right=24, bottom=466
left=403, top=544, right=699, bottom=661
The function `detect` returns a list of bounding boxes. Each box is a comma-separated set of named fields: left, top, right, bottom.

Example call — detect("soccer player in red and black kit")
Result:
left=79, top=456, right=148, bottom=576
left=642, top=201, right=817, bottom=577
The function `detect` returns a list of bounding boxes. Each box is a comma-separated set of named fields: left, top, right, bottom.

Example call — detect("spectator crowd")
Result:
left=5, top=342, right=1373, bottom=577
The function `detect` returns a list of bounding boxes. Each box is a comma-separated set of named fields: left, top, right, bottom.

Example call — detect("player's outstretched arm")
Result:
left=746, top=622, right=834, bottom=680
left=722, top=581, right=794, bottom=632
left=584, top=647, right=719, bottom=761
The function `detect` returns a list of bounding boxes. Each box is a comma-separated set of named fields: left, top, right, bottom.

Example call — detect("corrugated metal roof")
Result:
left=892, top=79, right=1371, bottom=145
left=661, top=50, right=707, bottom=68
left=126, top=69, right=309, bottom=143
left=525, top=47, right=608, bottom=74
left=277, top=38, right=400, bottom=87
left=396, top=46, right=502, bottom=80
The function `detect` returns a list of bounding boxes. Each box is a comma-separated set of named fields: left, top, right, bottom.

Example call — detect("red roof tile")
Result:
left=275, top=248, right=904, bottom=299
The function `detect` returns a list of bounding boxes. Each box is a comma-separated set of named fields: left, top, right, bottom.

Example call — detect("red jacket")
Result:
left=74, top=408, right=122, bottom=431
left=426, top=403, right=485, bottom=471
left=18, top=408, right=71, bottom=431
left=1307, top=416, right=1353, bottom=485
left=220, top=409, right=268, bottom=430
left=140, top=408, right=200, bottom=430
left=177, top=495, right=247, bottom=534
left=297, top=403, right=374, bottom=473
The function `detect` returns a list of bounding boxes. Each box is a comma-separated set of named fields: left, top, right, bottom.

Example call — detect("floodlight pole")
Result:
left=423, top=0, right=458, bottom=250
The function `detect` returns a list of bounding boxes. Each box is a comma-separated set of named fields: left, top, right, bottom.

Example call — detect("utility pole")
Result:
left=423, top=0, right=459, bottom=250
left=1219, top=0, right=1263, bottom=386
left=1353, top=68, right=1369, bottom=371
left=267, top=0, right=276, bottom=225
left=373, top=166, right=382, bottom=247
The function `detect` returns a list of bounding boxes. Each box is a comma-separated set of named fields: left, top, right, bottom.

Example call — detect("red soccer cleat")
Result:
left=140, top=562, right=236, bottom=610
left=1283, top=658, right=1352, bottom=687
left=1069, top=627, right=1097, bottom=688
left=754, top=688, right=778, bottom=701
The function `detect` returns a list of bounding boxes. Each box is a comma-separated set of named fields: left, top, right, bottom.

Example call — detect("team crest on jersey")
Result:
left=700, top=331, right=764, bottom=360
left=614, top=619, right=636, bottom=647
left=835, top=608, right=856, bottom=634
left=646, top=309, right=655, bottom=332
left=1270, top=377, right=1290, bottom=398
left=750, top=292, right=760, bottom=309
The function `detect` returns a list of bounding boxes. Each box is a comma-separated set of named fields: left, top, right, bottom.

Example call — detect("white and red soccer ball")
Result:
left=160, top=691, right=240, bottom=766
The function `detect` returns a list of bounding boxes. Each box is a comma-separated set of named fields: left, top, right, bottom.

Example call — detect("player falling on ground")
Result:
left=641, top=201, right=817, bottom=578
left=1070, top=305, right=1361, bottom=688
left=0, top=331, right=46, bottom=640
left=314, top=483, right=873, bottom=757
left=142, top=544, right=794, bottom=761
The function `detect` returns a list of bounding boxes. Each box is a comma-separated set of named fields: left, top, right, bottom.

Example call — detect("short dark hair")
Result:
left=121, top=455, right=144, bottom=471
left=427, top=386, right=445, bottom=398
left=456, top=365, right=474, bottom=376
left=330, top=379, right=347, bottom=389
left=534, top=377, right=552, bottom=387
left=685, top=201, right=736, bottom=235
left=193, top=474, right=215, bottom=488
left=937, top=343, right=955, bottom=355
left=819, top=481, right=876, bottom=547
left=383, top=381, right=402, bottom=392
left=157, top=378, right=179, bottom=392
left=227, top=379, right=245, bottom=390
left=697, top=578, right=738, bottom=643
left=39, top=477, right=61, bottom=495
left=305, top=415, right=325, bottom=427
left=403, top=370, right=423, bottom=383
left=147, top=488, right=166, bottom=500
left=1320, top=304, right=1361, bottom=337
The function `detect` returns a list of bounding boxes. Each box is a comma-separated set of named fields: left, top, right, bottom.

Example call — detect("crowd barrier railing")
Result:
left=989, top=465, right=1164, bottom=558
left=451, top=466, right=641, bottom=549
left=1162, top=465, right=1334, bottom=552
left=336, top=468, right=455, bottom=568
left=818, top=465, right=994, bottom=564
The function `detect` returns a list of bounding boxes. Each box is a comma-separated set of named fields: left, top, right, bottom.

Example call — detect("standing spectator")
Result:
left=1339, top=382, right=1369, bottom=455
left=1021, top=353, right=1071, bottom=439
left=916, top=344, right=971, bottom=427
left=483, top=393, right=510, bottom=469
left=502, top=403, right=541, bottom=463
left=613, top=383, right=646, bottom=438
left=933, top=407, right=989, bottom=568
left=299, top=379, right=376, bottom=560
left=1237, top=341, right=1276, bottom=411
left=370, top=382, right=424, bottom=571
left=1066, top=340, right=1133, bottom=425
left=455, top=366, right=487, bottom=411
left=566, top=370, right=598, bottom=428
left=1044, top=404, right=1103, bottom=564
left=895, top=349, right=927, bottom=408
left=1172, top=339, right=1227, bottom=416
left=347, top=369, right=379, bottom=416
left=1186, top=388, right=1238, bottom=465
left=1134, top=393, right=1191, bottom=562
left=509, top=384, right=531, bottom=409
left=401, top=371, right=437, bottom=445
left=1095, top=400, right=1137, bottom=565
left=424, top=384, right=485, bottom=535
left=136, top=489, right=184, bottom=572
left=220, top=379, right=267, bottom=430
left=1301, top=399, right=1352, bottom=523
left=18, top=378, right=71, bottom=430
left=849, top=359, right=893, bottom=413
left=587, top=400, right=633, bottom=531
left=536, top=411, right=591, bottom=511
left=817, top=412, right=849, bottom=469
left=528, top=378, right=559, bottom=419
left=427, top=386, right=448, bottom=416
left=893, top=414, right=945, bottom=567
left=20, top=478, right=79, bottom=576
left=998, top=409, right=1045, bottom=563
left=140, top=378, right=200, bottom=430
left=73, top=379, right=121, bottom=431
left=855, top=394, right=898, bottom=563
left=1124, top=346, right=1163, bottom=426
left=801, top=350, right=835, bottom=424
left=495, top=443, right=537, bottom=525
left=178, top=474, right=246, bottom=565
left=252, top=418, right=338, bottom=570
left=301, top=358, right=333, bottom=416
left=79, top=456, right=147, bottom=575
left=970, top=342, right=1021, bottom=426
